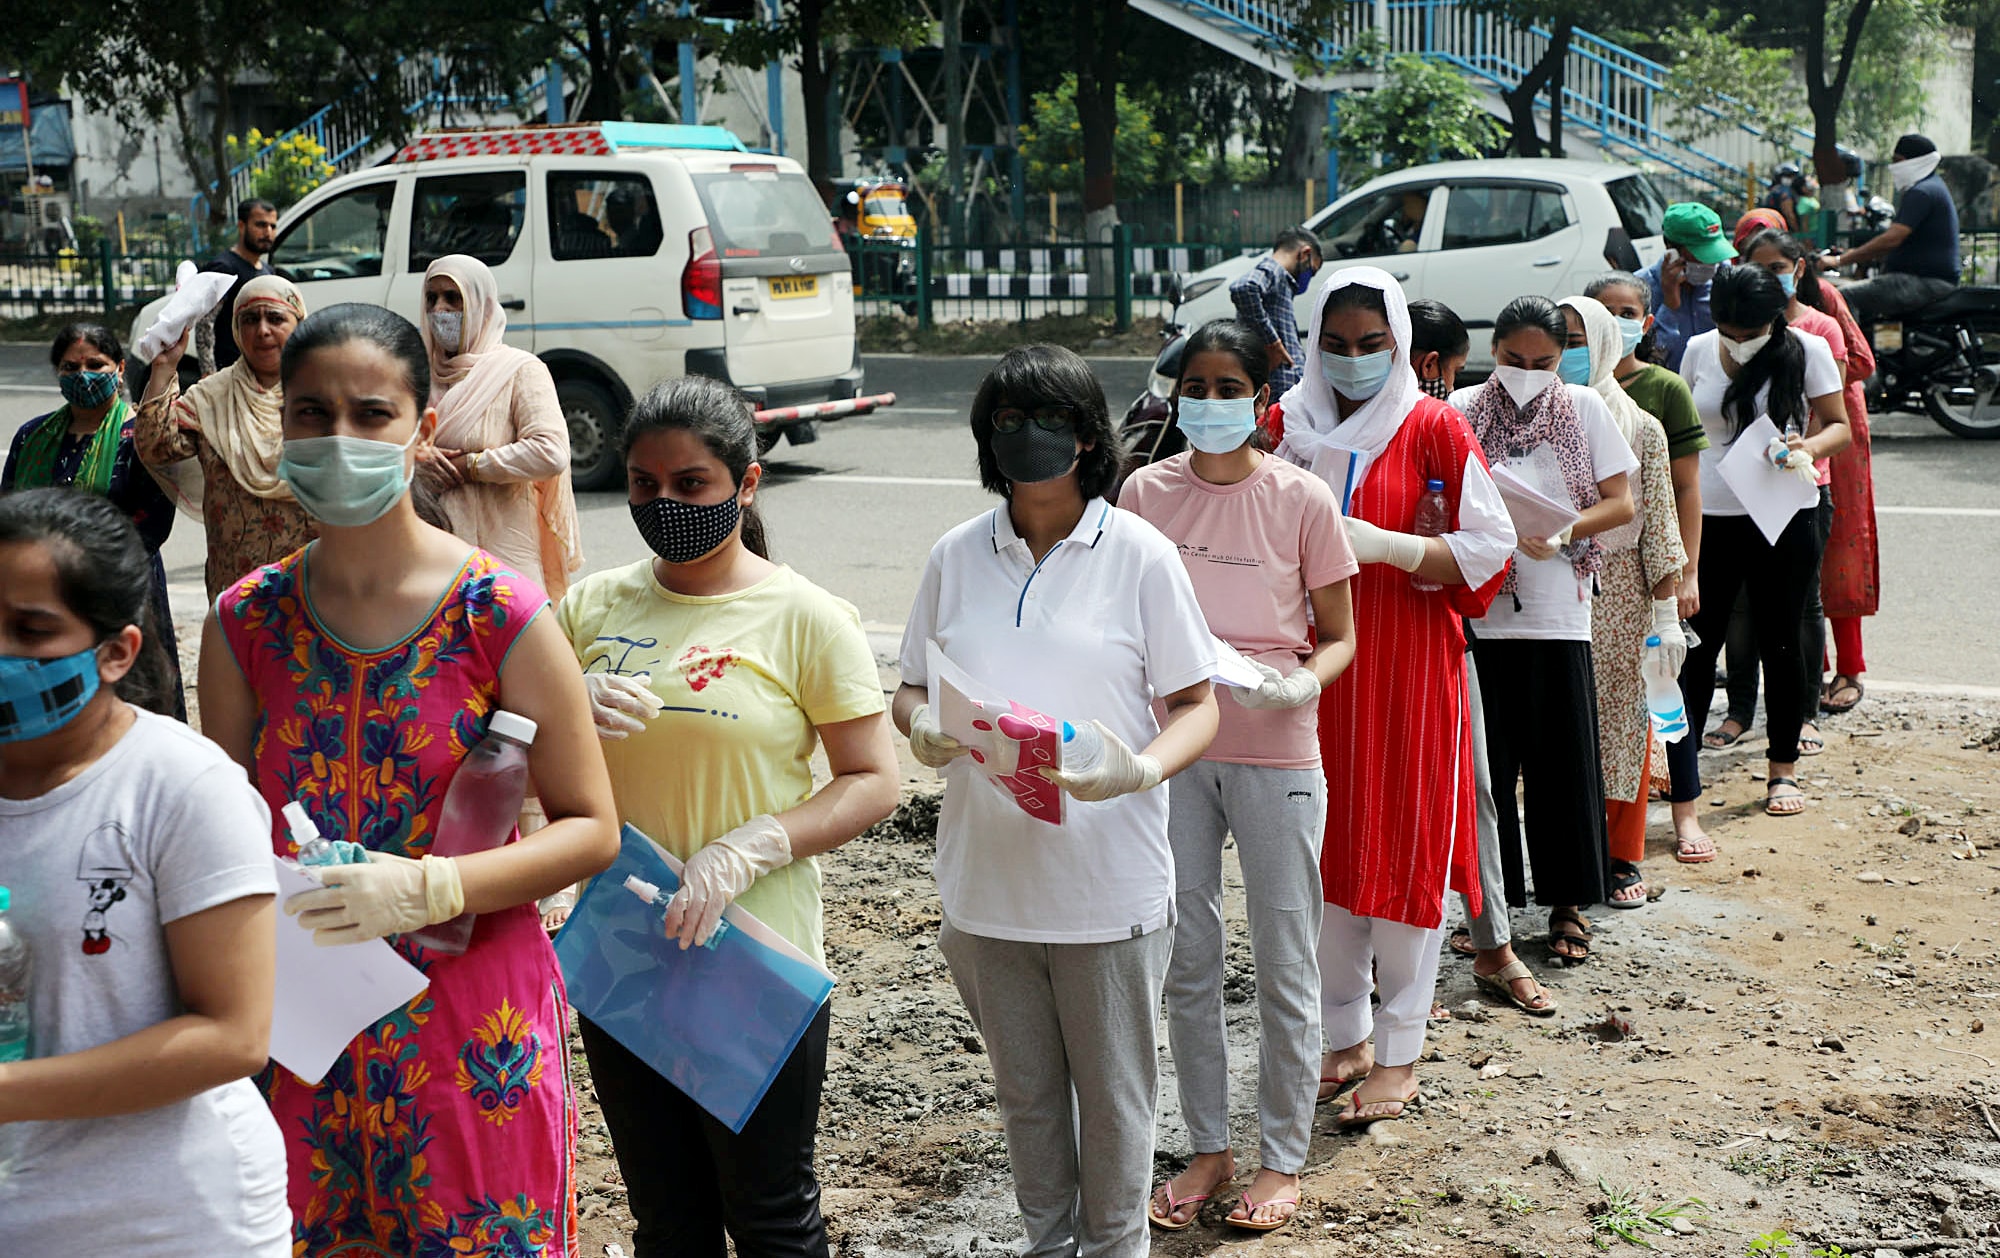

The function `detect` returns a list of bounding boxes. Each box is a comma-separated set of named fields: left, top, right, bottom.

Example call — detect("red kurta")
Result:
left=1267, top=396, right=1505, bottom=928
left=1818, top=284, right=1881, bottom=619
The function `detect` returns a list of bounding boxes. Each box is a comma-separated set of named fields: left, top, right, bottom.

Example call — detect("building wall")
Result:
left=1922, top=25, right=1977, bottom=155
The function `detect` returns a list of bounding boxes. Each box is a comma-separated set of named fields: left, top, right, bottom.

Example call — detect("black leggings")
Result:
left=581, top=1003, right=833, bottom=1258
left=1724, top=486, right=1834, bottom=728
left=1682, top=510, right=1825, bottom=775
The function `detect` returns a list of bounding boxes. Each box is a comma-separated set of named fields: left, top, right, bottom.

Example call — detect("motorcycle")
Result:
left=1117, top=274, right=1192, bottom=469
left=1865, top=287, right=2000, bottom=439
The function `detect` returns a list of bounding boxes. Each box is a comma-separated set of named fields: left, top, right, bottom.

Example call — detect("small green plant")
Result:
left=1491, top=1182, right=1539, bottom=1215
left=1592, top=1180, right=1705, bottom=1249
left=1725, top=1144, right=1862, bottom=1186
left=1852, top=933, right=1909, bottom=959
left=1745, top=1231, right=1791, bottom=1256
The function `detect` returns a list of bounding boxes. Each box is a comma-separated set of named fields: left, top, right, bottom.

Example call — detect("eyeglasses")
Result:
left=991, top=405, right=1075, bottom=434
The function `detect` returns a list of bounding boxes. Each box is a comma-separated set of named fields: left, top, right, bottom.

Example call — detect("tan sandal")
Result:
left=1474, top=958, right=1558, bottom=1016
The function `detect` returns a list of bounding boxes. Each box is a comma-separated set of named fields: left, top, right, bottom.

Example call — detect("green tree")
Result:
left=1645, top=12, right=1809, bottom=147
left=1840, top=0, right=1950, bottom=147
left=1017, top=76, right=1164, bottom=196
left=1328, top=36, right=1507, bottom=176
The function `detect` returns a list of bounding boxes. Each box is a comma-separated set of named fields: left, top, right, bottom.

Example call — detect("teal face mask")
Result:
left=1777, top=271, right=1797, bottom=297
left=276, top=428, right=419, bottom=528
left=1615, top=316, right=1646, bottom=357
left=1559, top=345, right=1594, bottom=386
left=1175, top=395, right=1260, bottom=454
left=1320, top=349, right=1393, bottom=401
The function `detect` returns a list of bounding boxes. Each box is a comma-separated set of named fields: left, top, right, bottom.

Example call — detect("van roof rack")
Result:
left=394, top=122, right=748, bottom=163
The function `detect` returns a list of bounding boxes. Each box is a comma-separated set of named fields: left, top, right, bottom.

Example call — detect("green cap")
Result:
left=1662, top=202, right=1736, bottom=264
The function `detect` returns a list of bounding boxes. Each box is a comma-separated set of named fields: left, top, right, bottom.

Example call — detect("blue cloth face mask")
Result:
left=1320, top=349, right=1393, bottom=401
left=277, top=428, right=419, bottom=528
left=1175, top=395, right=1260, bottom=454
left=58, top=370, right=120, bottom=410
left=1615, top=316, right=1646, bottom=357
left=1559, top=345, right=1594, bottom=386
left=1293, top=264, right=1316, bottom=296
left=0, top=647, right=102, bottom=743
left=1777, top=271, right=1797, bottom=297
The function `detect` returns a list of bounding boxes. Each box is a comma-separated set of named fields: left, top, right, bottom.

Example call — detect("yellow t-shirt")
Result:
left=556, top=561, right=886, bottom=966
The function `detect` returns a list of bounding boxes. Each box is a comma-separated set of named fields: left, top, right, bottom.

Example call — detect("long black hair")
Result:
left=280, top=302, right=430, bottom=401
left=1710, top=265, right=1806, bottom=437
left=1739, top=228, right=1827, bottom=313
left=1493, top=294, right=1568, bottom=350
left=1175, top=318, right=1270, bottom=395
left=0, top=487, right=174, bottom=715
left=623, top=375, right=770, bottom=559
left=970, top=345, right=1124, bottom=500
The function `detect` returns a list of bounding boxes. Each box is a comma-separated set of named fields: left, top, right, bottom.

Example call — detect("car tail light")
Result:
left=683, top=226, right=722, bottom=320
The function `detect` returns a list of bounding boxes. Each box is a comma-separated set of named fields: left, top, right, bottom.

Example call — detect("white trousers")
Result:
left=1315, top=903, right=1444, bottom=1068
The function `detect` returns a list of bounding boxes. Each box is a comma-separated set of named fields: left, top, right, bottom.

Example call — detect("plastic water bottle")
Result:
left=0, top=887, right=30, bottom=1064
left=406, top=710, right=538, bottom=955
left=1411, top=479, right=1448, bottom=592
left=1643, top=635, right=1690, bottom=742
left=1061, top=721, right=1104, bottom=774
left=623, top=874, right=730, bottom=950
left=284, top=800, right=332, bottom=865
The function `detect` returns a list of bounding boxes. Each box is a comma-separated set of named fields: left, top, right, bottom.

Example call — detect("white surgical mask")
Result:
left=429, top=311, right=464, bottom=354
left=1721, top=332, right=1773, bottom=365
left=1890, top=151, right=1941, bottom=192
left=1682, top=261, right=1719, bottom=286
left=1492, top=366, right=1559, bottom=409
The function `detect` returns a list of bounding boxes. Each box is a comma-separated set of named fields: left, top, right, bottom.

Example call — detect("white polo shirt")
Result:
left=898, top=497, right=1219, bottom=944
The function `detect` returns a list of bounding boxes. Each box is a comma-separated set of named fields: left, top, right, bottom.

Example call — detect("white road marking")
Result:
left=787, top=474, right=983, bottom=488
left=1876, top=505, right=2000, bottom=518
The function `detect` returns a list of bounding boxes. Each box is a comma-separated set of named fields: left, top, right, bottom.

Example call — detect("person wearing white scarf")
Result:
left=1828, top=132, right=1961, bottom=322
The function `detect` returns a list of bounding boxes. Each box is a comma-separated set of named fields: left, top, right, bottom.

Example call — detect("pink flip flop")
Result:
left=1148, top=1184, right=1212, bottom=1232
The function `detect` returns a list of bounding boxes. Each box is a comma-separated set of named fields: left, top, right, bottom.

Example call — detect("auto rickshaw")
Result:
left=830, top=177, right=918, bottom=307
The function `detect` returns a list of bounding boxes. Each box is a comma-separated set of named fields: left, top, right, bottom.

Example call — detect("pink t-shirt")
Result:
left=1790, top=306, right=1846, bottom=486
left=1119, top=451, right=1358, bottom=767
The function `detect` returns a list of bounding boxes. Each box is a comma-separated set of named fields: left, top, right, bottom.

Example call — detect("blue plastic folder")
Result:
left=554, top=824, right=836, bottom=1133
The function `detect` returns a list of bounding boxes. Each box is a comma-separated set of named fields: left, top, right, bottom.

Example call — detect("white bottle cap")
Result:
left=486, top=710, right=539, bottom=744
left=282, top=800, right=319, bottom=840
left=624, top=874, right=661, bottom=904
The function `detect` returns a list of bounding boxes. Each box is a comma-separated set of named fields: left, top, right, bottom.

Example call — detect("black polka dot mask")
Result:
left=629, top=494, right=741, bottom=564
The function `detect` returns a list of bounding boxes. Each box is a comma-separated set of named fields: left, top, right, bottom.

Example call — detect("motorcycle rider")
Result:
left=1638, top=203, right=1737, bottom=372
left=1828, top=134, right=1960, bottom=322
left=1230, top=226, right=1322, bottom=396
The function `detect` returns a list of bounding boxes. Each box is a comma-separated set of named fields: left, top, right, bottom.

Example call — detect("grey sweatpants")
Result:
left=1162, top=760, right=1324, bottom=1173
left=940, top=916, right=1173, bottom=1258
left=1458, top=657, right=1512, bottom=950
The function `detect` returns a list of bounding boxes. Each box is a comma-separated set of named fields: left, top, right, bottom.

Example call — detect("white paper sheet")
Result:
left=1209, top=638, right=1266, bottom=689
left=1488, top=462, right=1583, bottom=542
left=270, top=858, right=430, bottom=1085
left=1307, top=444, right=1363, bottom=514
left=1717, top=416, right=1820, bottom=545
left=133, top=265, right=236, bottom=363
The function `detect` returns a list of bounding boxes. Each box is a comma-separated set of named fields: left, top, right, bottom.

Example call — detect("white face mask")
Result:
left=1493, top=365, right=1559, bottom=409
left=1721, top=332, right=1773, bottom=365
left=1890, top=151, right=1941, bottom=192
left=1682, top=260, right=1719, bottom=286
left=429, top=311, right=464, bottom=355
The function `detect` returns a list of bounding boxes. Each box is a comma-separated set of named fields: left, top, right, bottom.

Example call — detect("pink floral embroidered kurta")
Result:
left=219, top=547, right=576, bottom=1258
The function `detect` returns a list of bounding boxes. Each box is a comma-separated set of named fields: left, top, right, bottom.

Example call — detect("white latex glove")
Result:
left=1038, top=719, right=1163, bottom=802
left=1767, top=435, right=1817, bottom=483
left=1649, top=598, right=1688, bottom=674
left=1343, top=516, right=1426, bottom=572
left=662, top=814, right=793, bottom=949
left=584, top=672, right=661, bottom=740
left=285, top=852, right=464, bottom=947
left=1230, top=661, right=1322, bottom=711
left=907, top=702, right=970, bottom=769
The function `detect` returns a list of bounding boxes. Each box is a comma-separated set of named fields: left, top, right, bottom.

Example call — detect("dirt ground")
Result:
left=563, top=689, right=2000, bottom=1258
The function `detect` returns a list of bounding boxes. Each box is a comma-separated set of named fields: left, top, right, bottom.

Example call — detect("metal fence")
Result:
left=0, top=241, right=183, bottom=322
left=847, top=232, right=1248, bottom=330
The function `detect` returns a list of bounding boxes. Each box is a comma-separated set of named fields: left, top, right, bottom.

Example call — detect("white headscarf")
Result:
left=1562, top=293, right=1649, bottom=553
left=1274, top=265, right=1423, bottom=488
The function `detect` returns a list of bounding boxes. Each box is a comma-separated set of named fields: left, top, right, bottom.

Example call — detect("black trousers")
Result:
left=1724, top=486, right=1834, bottom=727
left=1472, top=638, right=1611, bottom=909
left=581, top=1003, right=832, bottom=1258
left=1840, top=272, right=1956, bottom=323
left=1683, top=510, right=1825, bottom=771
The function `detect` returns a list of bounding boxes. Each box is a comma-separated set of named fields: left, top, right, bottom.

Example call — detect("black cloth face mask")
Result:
left=990, top=422, right=1080, bottom=485
left=630, top=494, right=741, bottom=564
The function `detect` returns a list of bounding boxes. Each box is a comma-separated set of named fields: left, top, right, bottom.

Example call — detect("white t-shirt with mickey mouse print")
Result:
left=0, top=707, right=289, bottom=1256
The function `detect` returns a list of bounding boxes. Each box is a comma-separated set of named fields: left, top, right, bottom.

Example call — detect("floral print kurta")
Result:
left=1591, top=413, right=1686, bottom=805
left=218, top=547, right=576, bottom=1258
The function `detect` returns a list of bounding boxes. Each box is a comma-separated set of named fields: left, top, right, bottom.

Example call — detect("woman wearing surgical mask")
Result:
left=1558, top=295, right=1686, bottom=909
left=134, top=274, right=315, bottom=600
left=1448, top=296, right=1636, bottom=966
left=1677, top=266, right=1849, bottom=819
left=557, top=375, right=898, bottom=1258
left=894, top=345, right=1220, bottom=1256
left=1261, top=269, right=1514, bottom=1127
left=197, top=303, right=620, bottom=1257
left=4, top=324, right=183, bottom=717
left=416, top=255, right=583, bottom=600
left=1119, top=320, right=1357, bottom=1235
left=0, top=489, right=286, bottom=1258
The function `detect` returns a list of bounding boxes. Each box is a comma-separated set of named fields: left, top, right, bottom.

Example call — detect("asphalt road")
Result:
left=2, top=346, right=1995, bottom=693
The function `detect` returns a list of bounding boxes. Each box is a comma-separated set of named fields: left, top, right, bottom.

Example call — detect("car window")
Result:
left=688, top=170, right=838, bottom=257
left=1441, top=184, right=1573, bottom=249
left=863, top=191, right=909, bottom=218
left=409, top=171, right=526, bottom=271
left=1605, top=174, right=1667, bottom=241
left=271, top=182, right=393, bottom=283
left=547, top=172, right=663, bottom=260
left=1317, top=186, right=1436, bottom=260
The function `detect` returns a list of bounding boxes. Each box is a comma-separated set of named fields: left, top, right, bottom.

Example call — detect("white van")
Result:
left=133, top=123, right=862, bottom=489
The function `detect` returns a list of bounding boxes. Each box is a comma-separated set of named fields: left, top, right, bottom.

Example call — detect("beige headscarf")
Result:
left=1561, top=294, right=1650, bottom=553
left=158, top=274, right=307, bottom=519
left=420, top=254, right=582, bottom=592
